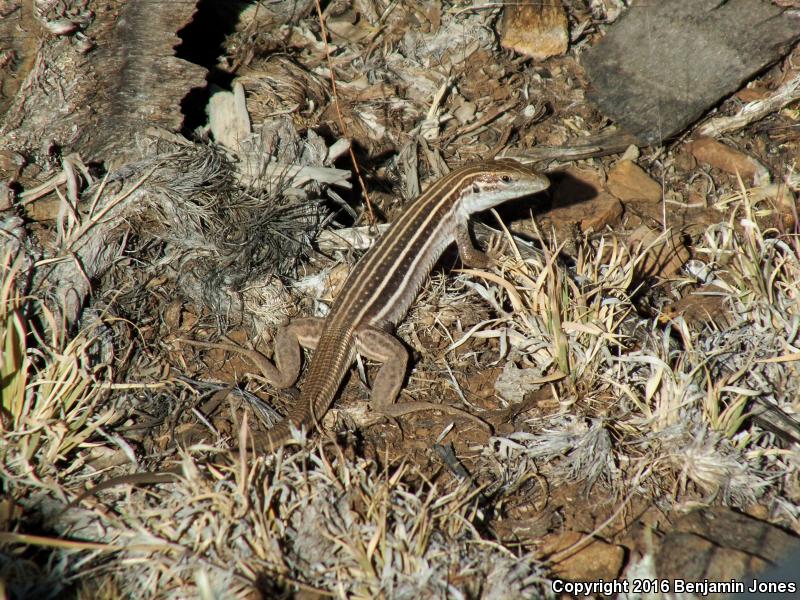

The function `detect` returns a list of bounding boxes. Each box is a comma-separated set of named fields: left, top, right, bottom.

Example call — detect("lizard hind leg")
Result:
left=179, top=317, right=325, bottom=389
left=267, top=317, right=325, bottom=388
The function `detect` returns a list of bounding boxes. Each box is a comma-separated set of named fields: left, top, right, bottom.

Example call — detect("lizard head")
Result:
left=458, top=159, right=550, bottom=214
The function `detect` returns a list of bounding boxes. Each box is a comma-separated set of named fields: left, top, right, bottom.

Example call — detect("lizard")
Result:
left=185, top=159, right=550, bottom=449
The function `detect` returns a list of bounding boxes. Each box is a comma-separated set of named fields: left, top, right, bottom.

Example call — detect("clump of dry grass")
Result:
left=4, top=174, right=799, bottom=598
left=1, top=252, right=118, bottom=477
left=1, top=248, right=121, bottom=596
left=132, top=138, right=328, bottom=328
left=12, top=444, right=551, bottom=598
left=470, top=188, right=798, bottom=522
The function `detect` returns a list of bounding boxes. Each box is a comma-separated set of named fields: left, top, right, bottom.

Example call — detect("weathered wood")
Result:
left=0, top=0, right=207, bottom=167
left=581, top=0, right=800, bottom=145
left=85, top=0, right=208, bottom=163
left=503, top=130, right=641, bottom=163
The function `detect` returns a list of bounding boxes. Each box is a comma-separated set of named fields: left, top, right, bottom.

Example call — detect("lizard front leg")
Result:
left=354, top=326, right=410, bottom=407
left=455, top=220, right=492, bottom=269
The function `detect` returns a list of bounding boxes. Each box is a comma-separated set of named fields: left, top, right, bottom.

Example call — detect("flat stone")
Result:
left=544, top=166, right=623, bottom=234
left=655, top=532, right=773, bottom=600
left=0, top=182, right=11, bottom=211
left=23, top=196, right=63, bottom=222
left=688, top=136, right=769, bottom=183
left=749, top=183, right=798, bottom=229
left=582, top=0, right=800, bottom=144
left=661, top=285, right=729, bottom=327
left=736, top=85, right=772, bottom=102
left=627, top=225, right=690, bottom=279
left=500, top=0, right=568, bottom=60
left=542, top=531, right=625, bottom=581
left=0, top=149, right=25, bottom=180
left=607, top=159, right=662, bottom=202
left=675, top=507, right=800, bottom=562
left=653, top=507, right=800, bottom=600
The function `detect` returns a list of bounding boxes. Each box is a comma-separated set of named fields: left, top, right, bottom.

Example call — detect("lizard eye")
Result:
left=472, top=183, right=480, bottom=193
left=501, top=175, right=512, bottom=183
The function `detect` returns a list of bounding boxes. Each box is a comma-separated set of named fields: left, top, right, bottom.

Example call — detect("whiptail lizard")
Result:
left=187, top=159, right=549, bottom=449
left=66, top=160, right=548, bottom=509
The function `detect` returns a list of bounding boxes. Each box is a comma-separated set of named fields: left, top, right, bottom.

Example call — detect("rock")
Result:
left=607, top=159, right=662, bottom=202
left=674, top=507, right=799, bottom=562
left=627, top=225, right=690, bottom=279
left=661, top=284, right=729, bottom=327
left=543, top=166, right=623, bottom=235
left=749, top=183, right=798, bottom=230
left=673, top=149, right=697, bottom=172
left=575, top=194, right=623, bottom=234
left=0, top=149, right=25, bottom=180
left=660, top=285, right=730, bottom=327
left=688, top=136, right=769, bottom=184
left=656, top=532, right=767, bottom=597
left=582, top=0, right=800, bottom=144
left=542, top=531, right=625, bottom=581
left=655, top=508, right=800, bottom=598
left=452, top=97, right=477, bottom=125
left=495, top=363, right=546, bottom=403
left=208, top=83, right=251, bottom=154
left=500, top=0, right=568, bottom=60
left=0, top=182, right=13, bottom=212
left=23, top=196, right=61, bottom=222
left=736, top=85, right=772, bottom=102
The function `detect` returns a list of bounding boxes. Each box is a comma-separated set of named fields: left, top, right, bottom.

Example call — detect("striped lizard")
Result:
left=66, top=160, right=548, bottom=510
left=188, top=159, right=549, bottom=449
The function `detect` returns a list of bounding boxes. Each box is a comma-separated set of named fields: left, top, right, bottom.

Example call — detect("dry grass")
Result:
left=4, top=180, right=798, bottom=597
left=2, top=1, right=799, bottom=598
left=475, top=191, right=799, bottom=511
left=0, top=253, right=117, bottom=476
